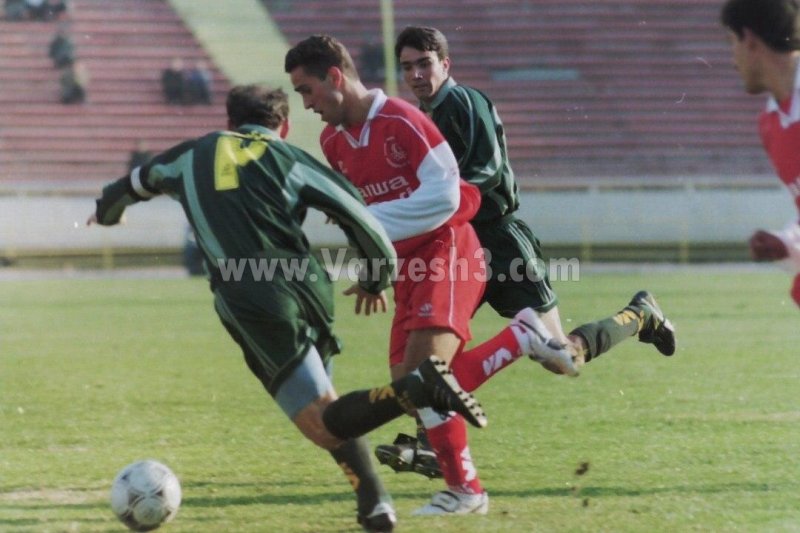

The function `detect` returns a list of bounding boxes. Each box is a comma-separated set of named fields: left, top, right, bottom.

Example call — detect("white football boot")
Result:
left=412, top=490, right=489, bottom=516
left=512, top=307, right=579, bottom=376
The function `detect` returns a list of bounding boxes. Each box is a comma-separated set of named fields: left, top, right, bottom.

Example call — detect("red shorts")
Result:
left=388, top=223, right=486, bottom=366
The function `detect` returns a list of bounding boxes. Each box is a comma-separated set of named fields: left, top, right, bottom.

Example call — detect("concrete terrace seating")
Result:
left=263, top=0, right=771, bottom=182
left=0, top=0, right=229, bottom=188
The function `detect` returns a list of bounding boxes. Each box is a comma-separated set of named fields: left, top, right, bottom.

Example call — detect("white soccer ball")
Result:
left=110, top=460, right=182, bottom=531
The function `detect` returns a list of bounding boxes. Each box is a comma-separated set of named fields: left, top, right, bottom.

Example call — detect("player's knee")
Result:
left=303, top=420, right=342, bottom=450
left=292, top=398, right=343, bottom=451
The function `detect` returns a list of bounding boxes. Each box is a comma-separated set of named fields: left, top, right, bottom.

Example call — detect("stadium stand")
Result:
left=0, top=0, right=229, bottom=188
left=0, top=0, right=783, bottom=265
left=262, top=0, right=772, bottom=185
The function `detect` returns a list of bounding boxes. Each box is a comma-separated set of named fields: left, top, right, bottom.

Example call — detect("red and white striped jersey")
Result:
left=759, top=66, right=800, bottom=217
left=320, top=89, right=480, bottom=257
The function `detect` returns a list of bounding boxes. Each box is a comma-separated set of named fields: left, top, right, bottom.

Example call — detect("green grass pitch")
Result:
left=1, top=269, right=799, bottom=532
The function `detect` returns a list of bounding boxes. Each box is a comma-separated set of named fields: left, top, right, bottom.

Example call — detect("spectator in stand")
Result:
left=59, top=59, right=88, bottom=104
left=359, top=40, right=385, bottom=84
left=25, top=0, right=66, bottom=20
left=183, top=59, right=213, bottom=105
left=4, top=0, right=28, bottom=20
left=45, top=0, right=66, bottom=18
left=48, top=25, right=75, bottom=68
left=161, top=57, right=184, bottom=105
left=24, top=0, right=46, bottom=19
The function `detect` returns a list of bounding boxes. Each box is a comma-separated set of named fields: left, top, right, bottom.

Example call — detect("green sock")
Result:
left=570, top=302, right=652, bottom=361
left=329, top=437, right=391, bottom=516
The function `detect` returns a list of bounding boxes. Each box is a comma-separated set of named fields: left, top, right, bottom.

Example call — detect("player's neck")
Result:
left=769, top=52, right=800, bottom=103
left=342, top=85, right=376, bottom=129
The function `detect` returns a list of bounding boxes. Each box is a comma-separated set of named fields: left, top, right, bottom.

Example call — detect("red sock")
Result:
left=792, top=274, right=800, bottom=308
left=425, top=415, right=483, bottom=494
left=450, top=327, right=522, bottom=392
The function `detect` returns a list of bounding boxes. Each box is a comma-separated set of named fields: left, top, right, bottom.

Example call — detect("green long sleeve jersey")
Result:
left=422, top=77, right=519, bottom=223
left=94, top=125, right=396, bottom=294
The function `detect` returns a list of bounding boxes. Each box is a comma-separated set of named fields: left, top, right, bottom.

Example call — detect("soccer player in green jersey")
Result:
left=377, top=25, right=678, bottom=479
left=87, top=84, right=489, bottom=533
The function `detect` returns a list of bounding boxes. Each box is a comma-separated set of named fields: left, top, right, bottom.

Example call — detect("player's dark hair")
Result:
left=284, top=34, right=359, bottom=80
left=721, top=0, right=800, bottom=52
left=394, top=26, right=449, bottom=60
left=226, top=85, right=288, bottom=129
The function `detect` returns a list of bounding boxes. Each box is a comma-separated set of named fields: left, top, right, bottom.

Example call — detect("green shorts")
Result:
left=212, top=257, right=341, bottom=396
left=473, top=216, right=558, bottom=318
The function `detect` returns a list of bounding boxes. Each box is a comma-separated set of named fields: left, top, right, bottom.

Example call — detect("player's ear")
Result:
left=279, top=119, right=290, bottom=139
left=742, top=27, right=761, bottom=50
left=327, top=66, right=344, bottom=89
left=442, top=56, right=451, bottom=75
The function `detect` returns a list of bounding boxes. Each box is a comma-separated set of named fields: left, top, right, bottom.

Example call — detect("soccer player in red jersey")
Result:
left=722, top=0, right=800, bottom=307
left=285, top=34, right=577, bottom=516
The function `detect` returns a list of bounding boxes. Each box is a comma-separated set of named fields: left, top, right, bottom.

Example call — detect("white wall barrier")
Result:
left=0, top=183, right=794, bottom=255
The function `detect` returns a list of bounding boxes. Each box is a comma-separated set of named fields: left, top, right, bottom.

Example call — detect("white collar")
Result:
left=765, top=58, right=800, bottom=127
left=365, top=88, right=387, bottom=120
left=336, top=89, right=387, bottom=147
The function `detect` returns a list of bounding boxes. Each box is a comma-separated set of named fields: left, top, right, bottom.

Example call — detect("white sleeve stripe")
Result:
left=130, top=166, right=156, bottom=198
left=367, top=143, right=460, bottom=241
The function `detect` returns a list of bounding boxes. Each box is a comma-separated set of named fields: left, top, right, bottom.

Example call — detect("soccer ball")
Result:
left=110, top=460, right=182, bottom=531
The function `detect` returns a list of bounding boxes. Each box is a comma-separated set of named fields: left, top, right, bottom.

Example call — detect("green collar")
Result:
left=421, top=77, right=458, bottom=112
left=236, top=124, right=280, bottom=138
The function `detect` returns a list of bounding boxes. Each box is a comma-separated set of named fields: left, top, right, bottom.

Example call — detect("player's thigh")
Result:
left=391, top=225, right=483, bottom=364
left=213, top=280, right=320, bottom=396
left=277, top=346, right=341, bottom=450
left=477, top=218, right=558, bottom=317
left=274, top=344, right=336, bottom=419
left=403, top=327, right=463, bottom=370
left=216, top=293, right=343, bottom=450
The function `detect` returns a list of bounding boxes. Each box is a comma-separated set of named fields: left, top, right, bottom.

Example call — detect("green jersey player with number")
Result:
left=87, top=84, right=489, bottom=533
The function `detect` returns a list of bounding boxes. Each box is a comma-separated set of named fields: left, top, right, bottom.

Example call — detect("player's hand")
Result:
left=86, top=212, right=126, bottom=226
left=748, top=230, right=788, bottom=261
left=343, top=283, right=387, bottom=316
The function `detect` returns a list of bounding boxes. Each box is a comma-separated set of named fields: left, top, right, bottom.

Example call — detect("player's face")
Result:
left=398, top=47, right=450, bottom=104
left=289, top=66, right=346, bottom=126
left=727, top=29, right=766, bottom=95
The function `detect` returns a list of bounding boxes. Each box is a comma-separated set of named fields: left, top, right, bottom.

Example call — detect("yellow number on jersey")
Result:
left=214, top=134, right=268, bottom=191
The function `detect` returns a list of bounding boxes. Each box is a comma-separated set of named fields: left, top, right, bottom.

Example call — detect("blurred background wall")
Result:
left=0, top=0, right=791, bottom=267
